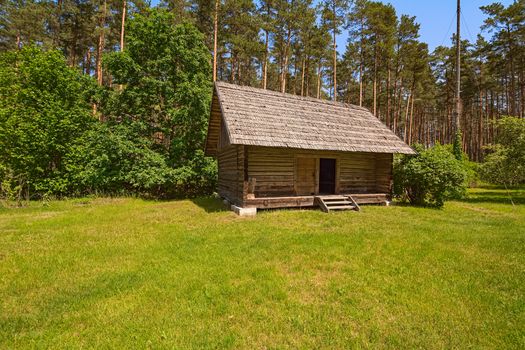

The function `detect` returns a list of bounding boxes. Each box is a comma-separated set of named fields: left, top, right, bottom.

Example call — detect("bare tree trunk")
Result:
left=505, top=74, right=510, bottom=115
left=316, top=63, right=322, bottom=99
left=305, top=58, right=310, bottom=97
left=230, top=49, right=235, bottom=83
left=117, top=0, right=126, bottom=91
left=96, top=0, right=106, bottom=87
left=301, top=57, right=306, bottom=96
left=237, top=58, right=241, bottom=83
left=478, top=90, right=484, bottom=161
left=408, top=92, right=415, bottom=144
left=262, top=29, right=269, bottom=89
left=519, top=64, right=525, bottom=118
left=281, top=28, right=292, bottom=93
left=394, top=77, right=403, bottom=134
left=507, top=26, right=516, bottom=116
left=386, top=65, right=391, bottom=128
left=212, top=0, right=219, bottom=82
left=359, top=62, right=363, bottom=107
left=85, top=49, right=91, bottom=75
left=373, top=49, right=378, bottom=116
left=404, top=92, right=411, bottom=143
left=332, top=24, right=337, bottom=101
left=120, top=0, right=126, bottom=51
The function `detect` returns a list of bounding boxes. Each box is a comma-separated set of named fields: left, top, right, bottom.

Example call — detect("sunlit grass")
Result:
left=1, top=187, right=524, bottom=348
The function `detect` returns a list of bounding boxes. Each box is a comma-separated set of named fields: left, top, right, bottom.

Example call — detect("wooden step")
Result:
left=325, top=200, right=352, bottom=206
left=319, top=196, right=347, bottom=201
left=315, top=196, right=359, bottom=213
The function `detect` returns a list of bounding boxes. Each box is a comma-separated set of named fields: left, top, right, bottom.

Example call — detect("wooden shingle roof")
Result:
left=205, top=82, right=415, bottom=156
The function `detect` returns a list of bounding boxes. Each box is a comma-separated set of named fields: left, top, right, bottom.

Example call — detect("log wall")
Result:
left=245, top=146, right=392, bottom=198
left=375, top=153, right=394, bottom=194
left=217, top=145, right=245, bottom=205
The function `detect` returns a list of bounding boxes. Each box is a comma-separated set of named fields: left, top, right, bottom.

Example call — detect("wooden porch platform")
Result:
left=243, top=193, right=390, bottom=209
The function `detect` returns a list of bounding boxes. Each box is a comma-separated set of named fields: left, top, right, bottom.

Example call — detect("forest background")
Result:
left=0, top=0, right=524, bottom=200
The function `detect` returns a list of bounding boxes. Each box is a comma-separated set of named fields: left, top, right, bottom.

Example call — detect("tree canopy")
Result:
left=0, top=0, right=524, bottom=200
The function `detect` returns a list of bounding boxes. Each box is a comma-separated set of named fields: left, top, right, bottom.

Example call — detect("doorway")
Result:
left=319, top=158, right=336, bottom=194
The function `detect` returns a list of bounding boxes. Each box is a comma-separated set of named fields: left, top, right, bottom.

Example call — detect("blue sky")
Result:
left=333, top=0, right=514, bottom=52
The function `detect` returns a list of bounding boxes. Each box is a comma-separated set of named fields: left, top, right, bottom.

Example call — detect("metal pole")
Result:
left=455, top=0, right=461, bottom=133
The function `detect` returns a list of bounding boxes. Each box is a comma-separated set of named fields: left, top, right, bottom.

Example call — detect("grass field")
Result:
left=1, top=187, right=524, bottom=349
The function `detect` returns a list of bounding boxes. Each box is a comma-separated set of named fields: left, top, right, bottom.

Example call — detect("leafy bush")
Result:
left=441, top=143, right=480, bottom=187
left=0, top=46, right=97, bottom=199
left=481, top=117, right=525, bottom=186
left=464, top=160, right=481, bottom=187
left=66, top=124, right=217, bottom=198
left=0, top=17, right=217, bottom=200
left=394, top=144, right=468, bottom=207
left=164, top=150, right=218, bottom=198
left=65, top=124, right=172, bottom=195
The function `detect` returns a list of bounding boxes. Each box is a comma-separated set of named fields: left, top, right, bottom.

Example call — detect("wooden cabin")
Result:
left=205, top=82, right=414, bottom=215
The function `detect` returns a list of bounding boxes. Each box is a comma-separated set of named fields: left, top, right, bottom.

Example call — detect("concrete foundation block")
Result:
left=231, top=205, right=257, bottom=217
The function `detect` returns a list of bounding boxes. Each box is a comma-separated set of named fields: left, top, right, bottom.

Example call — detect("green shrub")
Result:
left=464, top=160, right=481, bottom=187
left=66, top=124, right=217, bottom=198
left=440, top=143, right=480, bottom=187
left=394, top=144, right=468, bottom=207
left=0, top=46, right=97, bottom=199
left=164, top=150, right=218, bottom=198
left=481, top=117, right=525, bottom=186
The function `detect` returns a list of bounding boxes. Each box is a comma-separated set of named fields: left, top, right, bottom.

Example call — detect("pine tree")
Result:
left=320, top=0, right=348, bottom=100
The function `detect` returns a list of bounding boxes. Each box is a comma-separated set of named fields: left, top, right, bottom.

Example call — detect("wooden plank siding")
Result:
left=245, top=146, right=392, bottom=200
left=217, top=145, right=244, bottom=206
left=375, top=153, right=394, bottom=195
left=247, top=147, right=295, bottom=198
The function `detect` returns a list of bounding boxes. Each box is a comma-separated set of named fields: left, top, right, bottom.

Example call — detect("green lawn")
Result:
left=1, top=188, right=524, bottom=349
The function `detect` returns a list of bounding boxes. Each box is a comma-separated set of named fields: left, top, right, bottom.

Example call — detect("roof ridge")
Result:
left=214, top=81, right=369, bottom=112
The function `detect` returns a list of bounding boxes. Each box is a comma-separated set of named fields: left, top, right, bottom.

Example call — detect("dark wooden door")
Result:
left=319, top=158, right=336, bottom=194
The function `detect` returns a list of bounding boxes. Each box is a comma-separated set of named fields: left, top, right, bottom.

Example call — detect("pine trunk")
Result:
left=404, top=92, right=411, bottom=143
left=316, top=63, right=322, bottom=99
left=85, top=49, right=91, bottom=75
left=386, top=65, right=391, bottom=128
left=96, top=0, right=107, bottom=87
left=373, top=48, right=378, bottom=117
left=408, top=92, right=415, bottom=144
left=301, top=57, right=306, bottom=96
left=262, top=29, right=269, bottom=89
left=281, top=28, right=292, bottom=93
left=212, top=0, right=219, bottom=82
left=120, top=0, right=126, bottom=52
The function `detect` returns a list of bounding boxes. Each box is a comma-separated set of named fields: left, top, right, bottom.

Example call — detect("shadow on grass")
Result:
left=191, top=197, right=229, bottom=213
left=459, top=192, right=525, bottom=205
